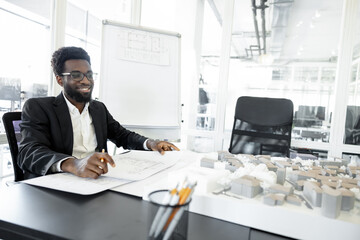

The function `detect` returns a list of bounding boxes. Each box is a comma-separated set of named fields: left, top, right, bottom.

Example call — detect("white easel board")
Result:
left=100, top=20, right=181, bottom=141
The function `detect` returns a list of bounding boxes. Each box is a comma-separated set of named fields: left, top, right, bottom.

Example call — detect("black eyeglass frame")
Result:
left=60, top=71, right=97, bottom=81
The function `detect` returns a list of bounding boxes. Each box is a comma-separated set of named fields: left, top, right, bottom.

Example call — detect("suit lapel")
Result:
left=89, top=101, right=105, bottom=151
left=53, top=93, right=73, bottom=155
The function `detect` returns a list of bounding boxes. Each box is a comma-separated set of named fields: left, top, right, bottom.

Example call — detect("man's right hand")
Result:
left=61, top=152, right=116, bottom=179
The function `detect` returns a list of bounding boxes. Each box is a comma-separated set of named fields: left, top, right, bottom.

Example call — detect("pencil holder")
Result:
left=147, top=189, right=191, bottom=240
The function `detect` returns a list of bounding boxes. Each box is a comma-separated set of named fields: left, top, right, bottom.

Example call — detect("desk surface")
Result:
left=0, top=183, right=277, bottom=240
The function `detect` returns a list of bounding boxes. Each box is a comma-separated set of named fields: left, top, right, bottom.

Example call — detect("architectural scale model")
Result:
left=201, top=151, right=360, bottom=219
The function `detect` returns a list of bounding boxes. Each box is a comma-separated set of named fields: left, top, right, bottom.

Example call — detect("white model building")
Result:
left=293, top=180, right=306, bottom=191
left=226, top=157, right=243, bottom=168
left=258, top=157, right=278, bottom=172
left=218, top=150, right=234, bottom=161
left=269, top=184, right=294, bottom=196
left=230, top=175, right=263, bottom=198
left=321, top=185, right=342, bottom=218
left=286, top=195, right=302, bottom=206
left=263, top=193, right=285, bottom=206
left=200, top=157, right=217, bottom=169
left=274, top=160, right=292, bottom=168
left=319, top=160, right=345, bottom=167
left=303, top=181, right=323, bottom=207
left=276, top=168, right=286, bottom=185
left=288, top=171, right=317, bottom=182
left=338, top=188, right=355, bottom=211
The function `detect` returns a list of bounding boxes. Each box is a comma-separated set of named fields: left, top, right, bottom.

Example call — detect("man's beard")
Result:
left=64, top=84, right=93, bottom=103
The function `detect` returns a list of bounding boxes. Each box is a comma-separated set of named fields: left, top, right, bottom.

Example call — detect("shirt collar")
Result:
left=62, top=91, right=89, bottom=114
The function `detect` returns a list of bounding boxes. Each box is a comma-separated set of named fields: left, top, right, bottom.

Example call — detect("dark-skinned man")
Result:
left=18, top=46, right=179, bottom=180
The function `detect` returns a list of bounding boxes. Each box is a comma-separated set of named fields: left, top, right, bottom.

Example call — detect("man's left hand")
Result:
left=146, top=139, right=180, bottom=155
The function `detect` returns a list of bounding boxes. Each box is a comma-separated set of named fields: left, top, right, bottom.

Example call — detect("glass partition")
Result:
left=223, top=0, right=342, bottom=149
left=344, top=3, right=360, bottom=146
left=65, top=2, right=102, bottom=98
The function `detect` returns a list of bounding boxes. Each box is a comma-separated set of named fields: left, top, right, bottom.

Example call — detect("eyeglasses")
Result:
left=61, top=71, right=96, bottom=82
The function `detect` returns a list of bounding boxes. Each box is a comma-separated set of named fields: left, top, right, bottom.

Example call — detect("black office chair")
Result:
left=229, top=96, right=294, bottom=157
left=2, top=112, right=24, bottom=181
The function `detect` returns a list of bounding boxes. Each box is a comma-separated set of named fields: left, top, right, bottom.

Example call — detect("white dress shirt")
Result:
left=51, top=92, right=97, bottom=172
left=64, top=95, right=97, bottom=159
left=51, top=92, right=149, bottom=173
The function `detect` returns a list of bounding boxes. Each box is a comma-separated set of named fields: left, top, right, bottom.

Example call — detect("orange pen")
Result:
left=100, top=149, right=105, bottom=163
left=163, top=183, right=193, bottom=230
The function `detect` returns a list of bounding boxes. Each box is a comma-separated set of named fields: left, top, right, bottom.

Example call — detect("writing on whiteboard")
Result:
left=116, top=30, right=170, bottom=66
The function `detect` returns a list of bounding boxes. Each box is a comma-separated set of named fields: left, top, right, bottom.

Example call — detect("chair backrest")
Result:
left=229, top=96, right=294, bottom=157
left=2, top=112, right=24, bottom=181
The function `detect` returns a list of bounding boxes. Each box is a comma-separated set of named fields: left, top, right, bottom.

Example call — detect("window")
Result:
left=0, top=0, right=51, bottom=177
left=65, top=2, right=102, bottom=98
left=141, top=0, right=203, bottom=151
left=193, top=0, right=356, bottom=157
left=224, top=0, right=342, bottom=149
left=65, top=0, right=133, bottom=99
left=344, top=3, right=360, bottom=148
left=197, top=1, right=223, bottom=134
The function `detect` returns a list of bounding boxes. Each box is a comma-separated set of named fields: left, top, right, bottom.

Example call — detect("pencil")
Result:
left=153, top=193, right=180, bottom=237
left=163, top=182, right=197, bottom=240
left=163, top=182, right=193, bottom=230
left=100, top=149, right=105, bottom=163
left=149, top=185, right=179, bottom=237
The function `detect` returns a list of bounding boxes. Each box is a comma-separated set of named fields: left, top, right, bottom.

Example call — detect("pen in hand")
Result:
left=100, top=149, right=105, bottom=163
left=100, top=149, right=116, bottom=168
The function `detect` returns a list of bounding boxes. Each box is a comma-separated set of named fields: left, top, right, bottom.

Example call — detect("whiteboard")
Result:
left=100, top=20, right=181, bottom=140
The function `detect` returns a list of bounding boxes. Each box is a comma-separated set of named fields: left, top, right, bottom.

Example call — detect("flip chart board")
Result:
left=100, top=20, right=181, bottom=140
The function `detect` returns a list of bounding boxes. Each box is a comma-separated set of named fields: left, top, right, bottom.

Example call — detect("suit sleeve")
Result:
left=102, top=104, right=147, bottom=150
left=18, top=99, right=71, bottom=176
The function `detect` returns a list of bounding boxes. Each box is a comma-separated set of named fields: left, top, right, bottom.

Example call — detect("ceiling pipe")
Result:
left=251, top=0, right=269, bottom=56
left=260, top=0, right=269, bottom=54
left=251, top=0, right=262, bottom=55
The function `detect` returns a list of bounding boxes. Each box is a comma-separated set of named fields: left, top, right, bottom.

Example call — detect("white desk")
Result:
left=111, top=150, right=202, bottom=196
left=111, top=150, right=360, bottom=240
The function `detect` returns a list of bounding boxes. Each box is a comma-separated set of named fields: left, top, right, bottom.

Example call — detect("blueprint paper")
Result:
left=22, top=173, right=130, bottom=195
left=104, top=150, right=181, bottom=181
left=22, top=151, right=180, bottom=195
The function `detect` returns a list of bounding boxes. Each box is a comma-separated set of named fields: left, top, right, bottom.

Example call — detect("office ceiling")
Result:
left=69, top=0, right=358, bottom=65
left=214, top=0, right=359, bottom=65
left=68, top=0, right=129, bottom=21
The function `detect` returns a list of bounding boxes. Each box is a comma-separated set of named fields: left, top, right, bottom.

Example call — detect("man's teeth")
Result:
left=79, top=87, right=91, bottom=92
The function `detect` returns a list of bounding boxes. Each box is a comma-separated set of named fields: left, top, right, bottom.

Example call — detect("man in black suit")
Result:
left=18, top=46, right=179, bottom=180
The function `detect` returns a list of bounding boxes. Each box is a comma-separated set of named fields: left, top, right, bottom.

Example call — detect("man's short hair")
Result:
left=51, top=46, right=91, bottom=76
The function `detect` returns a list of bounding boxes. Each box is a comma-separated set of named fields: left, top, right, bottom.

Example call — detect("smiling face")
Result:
left=57, top=59, right=94, bottom=107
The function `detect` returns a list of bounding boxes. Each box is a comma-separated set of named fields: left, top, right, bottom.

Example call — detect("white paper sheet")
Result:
left=22, top=173, right=130, bottom=195
left=21, top=151, right=181, bottom=195
left=111, top=150, right=202, bottom=197
left=104, top=150, right=181, bottom=180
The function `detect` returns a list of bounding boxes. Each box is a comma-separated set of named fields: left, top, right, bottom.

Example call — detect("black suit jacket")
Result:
left=18, top=93, right=147, bottom=179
